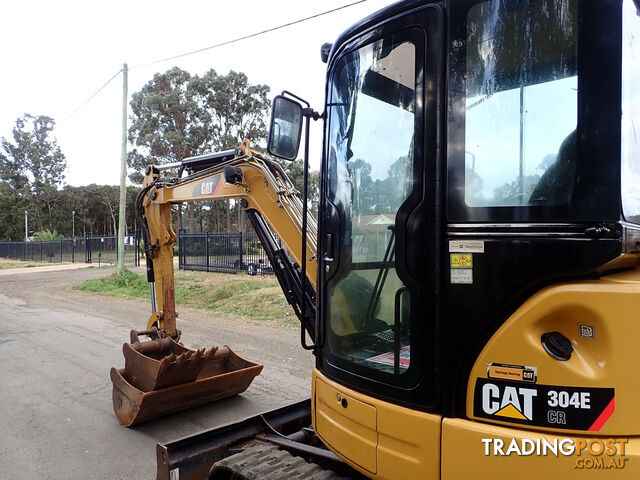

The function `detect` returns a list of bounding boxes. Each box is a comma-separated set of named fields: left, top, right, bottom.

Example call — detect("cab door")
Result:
left=316, top=3, right=444, bottom=477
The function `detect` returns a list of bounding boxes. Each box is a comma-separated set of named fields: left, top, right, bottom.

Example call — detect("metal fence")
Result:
left=178, top=231, right=275, bottom=275
left=0, top=232, right=141, bottom=266
left=1, top=230, right=275, bottom=274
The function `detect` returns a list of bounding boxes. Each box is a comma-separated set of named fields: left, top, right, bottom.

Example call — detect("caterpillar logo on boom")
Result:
left=192, top=175, right=221, bottom=197
left=482, top=382, right=537, bottom=421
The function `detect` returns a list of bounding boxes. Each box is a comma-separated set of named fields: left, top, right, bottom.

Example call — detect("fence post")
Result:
left=177, top=229, right=182, bottom=270
left=134, top=230, right=138, bottom=267
left=60, top=239, right=63, bottom=263
left=238, top=232, right=243, bottom=273
left=177, top=228, right=186, bottom=270
left=205, top=233, right=210, bottom=272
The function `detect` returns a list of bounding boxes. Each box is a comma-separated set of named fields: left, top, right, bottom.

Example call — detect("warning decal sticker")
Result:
left=366, top=346, right=410, bottom=369
left=473, top=378, right=615, bottom=431
left=450, top=253, right=473, bottom=284
left=450, top=253, right=472, bottom=268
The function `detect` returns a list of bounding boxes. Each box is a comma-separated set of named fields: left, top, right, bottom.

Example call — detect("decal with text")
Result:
left=192, top=174, right=222, bottom=197
left=474, top=378, right=615, bottom=431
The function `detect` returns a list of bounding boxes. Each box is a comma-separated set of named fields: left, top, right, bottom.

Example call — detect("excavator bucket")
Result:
left=111, top=329, right=263, bottom=427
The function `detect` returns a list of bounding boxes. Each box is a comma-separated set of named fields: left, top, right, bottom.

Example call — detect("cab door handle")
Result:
left=323, top=233, right=334, bottom=265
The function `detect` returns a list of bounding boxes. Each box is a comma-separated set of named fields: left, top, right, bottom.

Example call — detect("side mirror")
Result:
left=267, top=95, right=303, bottom=161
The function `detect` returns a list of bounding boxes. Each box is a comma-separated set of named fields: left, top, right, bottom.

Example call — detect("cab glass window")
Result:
left=463, top=0, right=578, bottom=208
left=622, top=0, right=640, bottom=223
left=325, top=31, right=420, bottom=381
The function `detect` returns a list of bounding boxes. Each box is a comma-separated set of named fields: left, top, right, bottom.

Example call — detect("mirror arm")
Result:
left=299, top=106, right=322, bottom=351
left=301, top=107, right=323, bottom=121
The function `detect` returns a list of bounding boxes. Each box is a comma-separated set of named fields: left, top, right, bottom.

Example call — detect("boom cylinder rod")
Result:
left=150, top=282, right=157, bottom=313
left=156, top=161, right=183, bottom=171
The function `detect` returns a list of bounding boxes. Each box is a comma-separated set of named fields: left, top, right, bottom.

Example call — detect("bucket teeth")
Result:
left=191, top=349, right=204, bottom=362
left=176, top=352, right=189, bottom=365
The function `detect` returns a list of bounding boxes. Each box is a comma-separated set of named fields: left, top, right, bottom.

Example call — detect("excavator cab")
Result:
left=206, top=2, right=640, bottom=478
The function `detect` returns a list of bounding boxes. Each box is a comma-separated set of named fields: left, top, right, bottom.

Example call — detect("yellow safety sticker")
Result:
left=450, top=253, right=472, bottom=268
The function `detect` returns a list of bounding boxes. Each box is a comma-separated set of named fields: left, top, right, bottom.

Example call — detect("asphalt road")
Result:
left=0, top=266, right=313, bottom=479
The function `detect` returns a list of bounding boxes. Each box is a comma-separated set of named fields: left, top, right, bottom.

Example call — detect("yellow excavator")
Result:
left=112, top=0, right=640, bottom=478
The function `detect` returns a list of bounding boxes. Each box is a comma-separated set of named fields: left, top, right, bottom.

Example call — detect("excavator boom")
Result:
left=111, top=140, right=317, bottom=426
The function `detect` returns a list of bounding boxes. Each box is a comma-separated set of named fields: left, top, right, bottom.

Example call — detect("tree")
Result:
left=54, top=185, right=140, bottom=237
left=0, top=114, right=67, bottom=232
left=33, top=229, right=63, bottom=241
left=0, top=184, right=141, bottom=240
left=1, top=115, right=66, bottom=189
left=128, top=67, right=271, bottom=232
left=493, top=174, right=542, bottom=205
left=192, top=70, right=271, bottom=151
left=0, top=115, right=140, bottom=240
left=195, top=69, right=271, bottom=234
left=128, top=67, right=214, bottom=231
left=127, top=68, right=211, bottom=183
left=0, top=181, right=28, bottom=240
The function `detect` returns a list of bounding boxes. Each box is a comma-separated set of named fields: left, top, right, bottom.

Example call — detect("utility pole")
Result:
left=24, top=210, right=28, bottom=242
left=117, top=63, right=128, bottom=275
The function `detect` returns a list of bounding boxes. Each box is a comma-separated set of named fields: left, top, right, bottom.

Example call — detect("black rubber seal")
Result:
left=541, top=331, right=573, bottom=361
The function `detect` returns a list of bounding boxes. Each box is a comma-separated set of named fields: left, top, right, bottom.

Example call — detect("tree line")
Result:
left=0, top=68, right=317, bottom=241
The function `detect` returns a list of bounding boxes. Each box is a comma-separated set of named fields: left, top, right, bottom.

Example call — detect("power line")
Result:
left=61, top=68, right=123, bottom=122
left=59, top=1, right=368, bottom=122
left=131, top=0, right=367, bottom=70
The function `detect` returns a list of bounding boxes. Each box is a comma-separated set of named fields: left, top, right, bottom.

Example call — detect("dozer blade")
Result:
left=111, top=329, right=263, bottom=427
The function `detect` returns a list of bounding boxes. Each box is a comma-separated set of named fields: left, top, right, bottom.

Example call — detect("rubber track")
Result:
left=210, top=444, right=350, bottom=480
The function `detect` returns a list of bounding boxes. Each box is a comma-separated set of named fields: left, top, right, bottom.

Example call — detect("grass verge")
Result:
left=0, top=258, right=65, bottom=269
left=74, top=269, right=298, bottom=329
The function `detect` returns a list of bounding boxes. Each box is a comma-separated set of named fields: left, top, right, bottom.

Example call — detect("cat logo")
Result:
left=192, top=175, right=221, bottom=197
left=482, top=382, right=537, bottom=421
left=200, top=181, right=214, bottom=195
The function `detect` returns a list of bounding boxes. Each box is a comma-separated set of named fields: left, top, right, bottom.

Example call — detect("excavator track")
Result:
left=210, top=444, right=350, bottom=480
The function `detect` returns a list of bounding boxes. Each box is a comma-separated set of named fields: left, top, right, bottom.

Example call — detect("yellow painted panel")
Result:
left=377, top=399, right=441, bottom=480
left=313, top=369, right=441, bottom=480
left=442, top=418, right=640, bottom=480
left=466, top=266, right=640, bottom=435
left=315, top=375, right=378, bottom=473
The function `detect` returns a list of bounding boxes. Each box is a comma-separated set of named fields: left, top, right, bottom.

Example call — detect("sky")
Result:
left=0, top=0, right=394, bottom=187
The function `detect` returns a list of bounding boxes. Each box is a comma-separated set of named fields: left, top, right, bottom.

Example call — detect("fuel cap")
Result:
left=541, top=331, right=573, bottom=361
